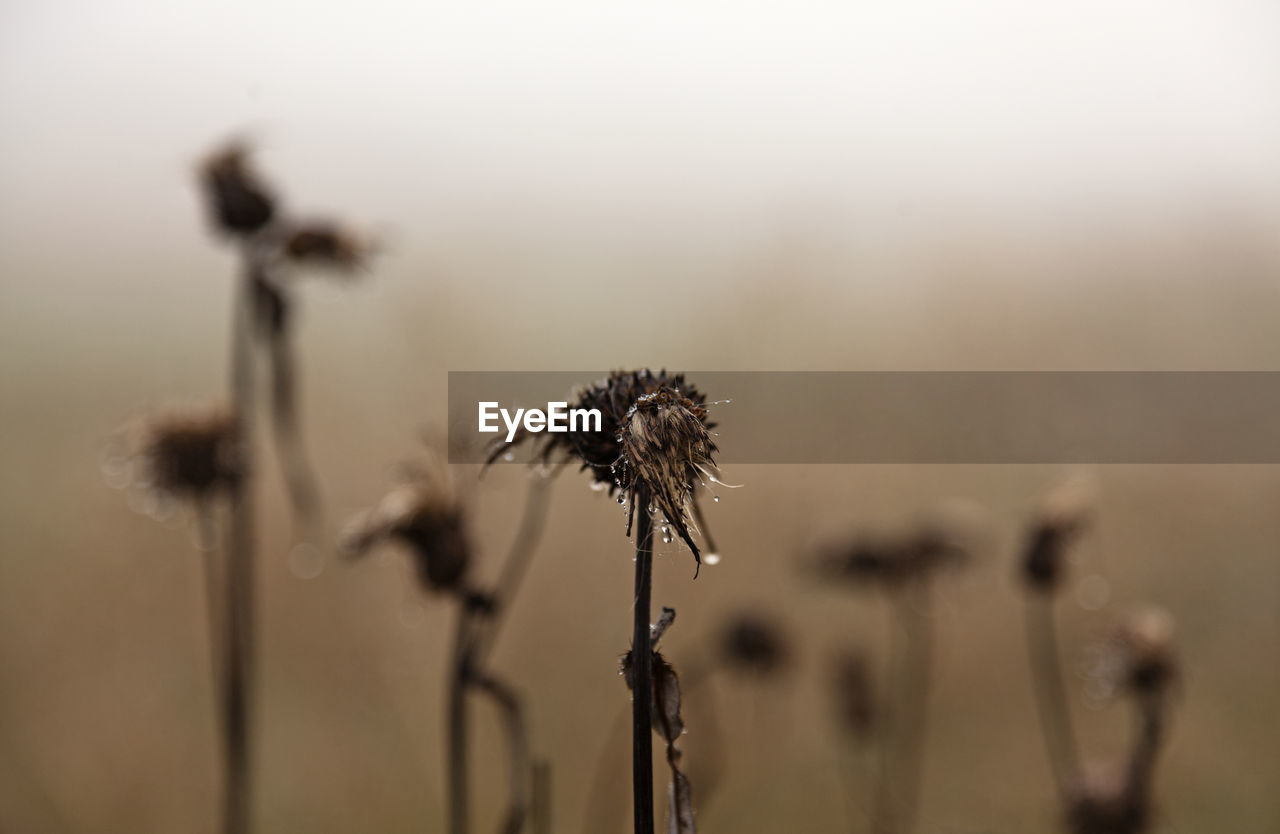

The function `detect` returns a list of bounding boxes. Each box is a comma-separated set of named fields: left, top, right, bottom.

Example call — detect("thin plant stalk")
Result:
left=630, top=486, right=656, bottom=834
left=448, top=606, right=476, bottom=834
left=447, top=471, right=554, bottom=834
left=265, top=329, right=323, bottom=544
left=871, top=585, right=934, bottom=834
left=196, top=502, right=224, bottom=712
left=473, top=471, right=555, bottom=665
left=221, top=254, right=259, bottom=834
left=894, top=587, right=933, bottom=834
left=471, top=670, right=530, bottom=834
left=1024, top=596, right=1081, bottom=801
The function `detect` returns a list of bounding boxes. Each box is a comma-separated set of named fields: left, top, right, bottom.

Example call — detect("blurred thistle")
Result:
left=123, top=404, right=242, bottom=502
left=808, top=506, right=983, bottom=834
left=715, top=612, right=791, bottom=679
left=1020, top=475, right=1095, bottom=593
left=196, top=138, right=380, bottom=546
left=341, top=459, right=471, bottom=595
left=347, top=447, right=555, bottom=834
left=1109, top=608, right=1178, bottom=698
left=1063, top=609, right=1179, bottom=834
left=272, top=220, right=377, bottom=274
left=199, top=141, right=276, bottom=238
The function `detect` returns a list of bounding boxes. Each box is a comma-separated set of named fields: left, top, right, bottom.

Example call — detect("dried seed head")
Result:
left=126, top=405, right=243, bottom=501
left=616, top=386, right=721, bottom=565
left=717, top=612, right=790, bottom=678
left=1112, top=607, right=1178, bottom=697
left=812, top=523, right=970, bottom=590
left=274, top=221, right=376, bottom=274
left=341, top=459, right=470, bottom=594
left=829, top=650, right=875, bottom=740
left=492, top=369, right=722, bottom=565
left=199, top=141, right=276, bottom=237
left=1021, top=476, right=1095, bottom=593
left=1065, top=761, right=1149, bottom=834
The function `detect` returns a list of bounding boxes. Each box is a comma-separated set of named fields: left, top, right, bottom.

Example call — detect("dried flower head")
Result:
left=1021, top=476, right=1094, bottom=592
left=1111, top=608, right=1178, bottom=697
left=199, top=141, right=276, bottom=237
left=492, top=369, right=723, bottom=566
left=274, top=221, right=376, bottom=274
left=125, top=405, right=243, bottom=501
left=341, top=460, right=470, bottom=594
left=717, top=612, right=790, bottom=677
left=813, top=524, right=969, bottom=590
left=616, top=386, right=721, bottom=565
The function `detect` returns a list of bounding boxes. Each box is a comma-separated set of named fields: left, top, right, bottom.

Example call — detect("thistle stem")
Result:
left=222, top=256, right=258, bottom=834
left=448, top=606, right=474, bottom=834
left=894, top=587, right=933, bottom=834
left=471, top=670, right=530, bottom=834
left=1024, top=596, right=1081, bottom=801
left=631, top=487, right=656, bottom=834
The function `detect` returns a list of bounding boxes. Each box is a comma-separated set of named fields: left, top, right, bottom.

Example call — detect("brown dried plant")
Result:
left=345, top=448, right=554, bottom=834
left=1018, top=481, right=1179, bottom=834
left=495, top=369, right=727, bottom=834
left=810, top=509, right=981, bottom=834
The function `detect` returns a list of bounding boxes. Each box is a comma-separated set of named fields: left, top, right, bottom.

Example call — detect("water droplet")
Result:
left=590, top=481, right=607, bottom=493
left=712, top=495, right=720, bottom=503
left=703, top=552, right=721, bottom=566
left=647, top=504, right=657, bottom=515
left=289, top=543, right=325, bottom=580
left=617, top=496, right=626, bottom=505
left=501, top=451, right=515, bottom=462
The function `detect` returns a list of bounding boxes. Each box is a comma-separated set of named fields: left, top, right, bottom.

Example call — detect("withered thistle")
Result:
left=1019, top=478, right=1096, bottom=806
left=189, top=137, right=379, bottom=834
left=111, top=402, right=249, bottom=834
left=497, top=369, right=726, bottom=834
left=200, top=141, right=275, bottom=237
left=716, top=612, right=791, bottom=679
left=493, top=369, right=725, bottom=567
left=1064, top=608, right=1179, bottom=834
left=808, top=510, right=981, bottom=834
left=124, top=405, right=243, bottom=502
left=347, top=451, right=554, bottom=834
left=341, top=463, right=471, bottom=594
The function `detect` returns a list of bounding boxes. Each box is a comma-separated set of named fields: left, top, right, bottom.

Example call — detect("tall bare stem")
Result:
left=631, top=486, right=656, bottom=834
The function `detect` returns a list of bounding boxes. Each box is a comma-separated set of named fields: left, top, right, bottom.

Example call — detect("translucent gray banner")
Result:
left=448, top=372, right=1280, bottom=463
